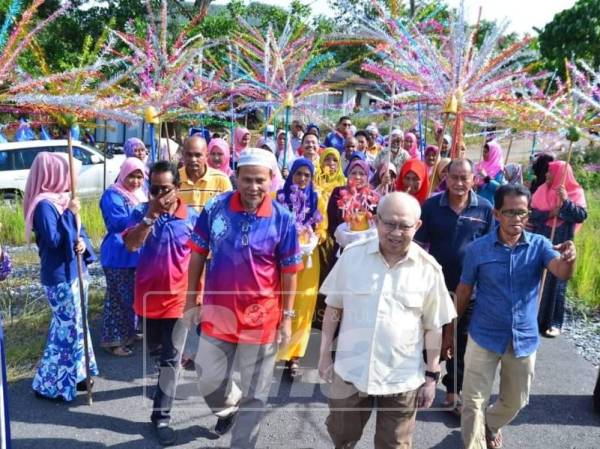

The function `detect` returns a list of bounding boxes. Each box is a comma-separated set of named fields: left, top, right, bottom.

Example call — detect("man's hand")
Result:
left=554, top=240, right=576, bottom=263
left=182, top=299, right=202, bottom=328
left=417, top=378, right=437, bottom=409
left=277, top=316, right=292, bottom=347
left=148, top=189, right=177, bottom=219
left=318, top=352, right=334, bottom=383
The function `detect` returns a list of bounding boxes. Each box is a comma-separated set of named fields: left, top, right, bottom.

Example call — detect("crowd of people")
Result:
left=7, top=115, right=589, bottom=448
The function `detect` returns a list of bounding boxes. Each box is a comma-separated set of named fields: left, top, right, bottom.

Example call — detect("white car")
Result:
left=0, top=140, right=126, bottom=200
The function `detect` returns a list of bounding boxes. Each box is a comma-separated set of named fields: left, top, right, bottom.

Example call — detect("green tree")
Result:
left=538, top=0, right=600, bottom=71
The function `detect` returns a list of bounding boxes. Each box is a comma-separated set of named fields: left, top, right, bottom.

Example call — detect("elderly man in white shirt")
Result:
left=318, top=191, right=456, bottom=449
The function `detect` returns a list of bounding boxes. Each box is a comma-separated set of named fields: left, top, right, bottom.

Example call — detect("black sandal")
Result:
left=286, top=358, right=301, bottom=378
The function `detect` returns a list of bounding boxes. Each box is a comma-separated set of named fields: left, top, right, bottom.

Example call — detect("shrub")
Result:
left=569, top=191, right=600, bottom=310
left=0, top=197, right=105, bottom=247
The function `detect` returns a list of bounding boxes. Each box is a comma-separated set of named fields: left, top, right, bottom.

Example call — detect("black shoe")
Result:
left=76, top=379, right=94, bottom=392
left=214, top=411, right=237, bottom=436
left=154, top=422, right=176, bottom=446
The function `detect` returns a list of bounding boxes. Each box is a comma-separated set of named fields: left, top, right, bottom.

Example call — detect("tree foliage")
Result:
left=538, top=0, right=600, bottom=71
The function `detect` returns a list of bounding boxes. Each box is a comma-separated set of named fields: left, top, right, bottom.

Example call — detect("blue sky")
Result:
left=213, top=0, right=577, bottom=34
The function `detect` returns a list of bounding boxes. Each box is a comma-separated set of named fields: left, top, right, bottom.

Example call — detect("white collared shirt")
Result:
left=320, top=237, right=456, bottom=395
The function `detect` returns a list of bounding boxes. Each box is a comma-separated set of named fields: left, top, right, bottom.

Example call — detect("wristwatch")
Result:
left=142, top=216, right=156, bottom=227
left=425, top=370, right=440, bottom=382
left=282, top=309, right=296, bottom=319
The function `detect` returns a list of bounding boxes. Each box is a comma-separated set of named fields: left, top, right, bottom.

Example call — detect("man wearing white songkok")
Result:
left=186, top=148, right=302, bottom=448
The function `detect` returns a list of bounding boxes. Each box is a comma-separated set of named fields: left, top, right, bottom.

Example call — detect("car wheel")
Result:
left=0, top=190, right=23, bottom=204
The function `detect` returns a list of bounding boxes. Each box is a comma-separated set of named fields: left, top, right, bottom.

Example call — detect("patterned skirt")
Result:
left=32, top=278, right=99, bottom=401
left=100, top=267, right=137, bottom=348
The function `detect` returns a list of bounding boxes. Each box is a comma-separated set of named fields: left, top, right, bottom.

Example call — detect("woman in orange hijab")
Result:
left=530, top=160, right=587, bottom=337
left=395, top=159, right=430, bottom=204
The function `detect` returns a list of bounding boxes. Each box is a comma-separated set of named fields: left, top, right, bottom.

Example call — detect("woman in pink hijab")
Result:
left=402, top=132, right=420, bottom=159
left=475, top=140, right=504, bottom=183
left=99, top=157, right=148, bottom=356
left=24, top=152, right=98, bottom=401
left=232, top=127, right=251, bottom=160
left=530, top=160, right=587, bottom=338
left=207, top=138, right=233, bottom=177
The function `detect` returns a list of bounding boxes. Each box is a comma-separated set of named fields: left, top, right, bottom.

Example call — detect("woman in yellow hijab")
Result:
left=314, top=147, right=346, bottom=204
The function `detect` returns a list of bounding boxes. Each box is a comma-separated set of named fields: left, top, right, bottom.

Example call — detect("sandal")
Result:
left=544, top=327, right=561, bottom=338
left=286, top=358, right=301, bottom=378
left=485, top=426, right=503, bottom=449
left=104, top=345, right=133, bottom=357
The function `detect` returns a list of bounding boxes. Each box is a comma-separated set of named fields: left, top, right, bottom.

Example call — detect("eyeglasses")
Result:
left=149, top=185, right=173, bottom=196
left=377, top=215, right=417, bottom=232
left=500, top=209, right=530, bottom=218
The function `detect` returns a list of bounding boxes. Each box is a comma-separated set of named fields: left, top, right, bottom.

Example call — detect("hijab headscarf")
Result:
left=343, top=151, right=367, bottom=176
left=433, top=157, right=451, bottom=192
left=475, top=140, right=504, bottom=180
left=207, top=138, right=232, bottom=176
left=346, top=159, right=370, bottom=188
left=424, top=145, right=440, bottom=175
left=396, top=159, right=430, bottom=204
left=403, top=132, right=419, bottom=159
left=373, top=162, right=397, bottom=195
left=233, top=127, right=251, bottom=156
left=123, top=138, right=147, bottom=161
left=504, top=163, right=523, bottom=185
left=314, top=147, right=346, bottom=199
left=531, top=160, right=586, bottom=230
left=276, top=130, right=296, bottom=170
left=277, top=159, right=318, bottom=224
left=23, top=152, right=81, bottom=241
left=109, top=157, right=148, bottom=206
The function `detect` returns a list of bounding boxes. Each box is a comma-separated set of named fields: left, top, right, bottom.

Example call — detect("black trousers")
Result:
left=145, top=317, right=187, bottom=424
left=442, top=303, right=473, bottom=395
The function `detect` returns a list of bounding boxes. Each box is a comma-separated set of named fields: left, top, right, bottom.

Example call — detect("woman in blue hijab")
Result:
left=275, top=158, right=327, bottom=379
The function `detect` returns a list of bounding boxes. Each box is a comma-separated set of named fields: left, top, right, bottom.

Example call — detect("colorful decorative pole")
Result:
left=145, top=106, right=159, bottom=163
left=427, top=92, right=457, bottom=197
left=283, top=92, right=294, bottom=174
left=61, top=115, right=93, bottom=406
left=264, top=92, right=273, bottom=140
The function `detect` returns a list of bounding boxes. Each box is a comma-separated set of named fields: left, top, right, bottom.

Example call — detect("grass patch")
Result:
left=3, top=288, right=104, bottom=382
left=0, top=197, right=105, bottom=247
left=569, top=191, right=600, bottom=310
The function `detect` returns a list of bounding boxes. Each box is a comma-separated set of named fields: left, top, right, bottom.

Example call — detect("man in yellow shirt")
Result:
left=178, top=136, right=233, bottom=214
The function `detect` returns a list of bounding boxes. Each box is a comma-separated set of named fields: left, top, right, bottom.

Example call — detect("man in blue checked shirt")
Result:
left=448, top=184, right=576, bottom=449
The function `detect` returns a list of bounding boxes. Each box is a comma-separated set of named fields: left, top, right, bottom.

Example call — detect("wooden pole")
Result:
left=163, top=122, right=172, bottom=162
left=504, top=134, right=514, bottom=165
left=66, top=129, right=93, bottom=406
left=385, top=82, right=396, bottom=194
left=427, top=112, right=450, bottom=198
left=537, top=140, right=575, bottom=307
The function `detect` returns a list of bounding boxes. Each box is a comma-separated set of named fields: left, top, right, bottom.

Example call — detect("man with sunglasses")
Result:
left=455, top=184, right=576, bottom=449
left=324, top=116, right=353, bottom=153
left=318, top=192, right=456, bottom=449
left=123, top=161, right=194, bottom=446
left=186, top=148, right=302, bottom=449
left=416, top=159, right=494, bottom=416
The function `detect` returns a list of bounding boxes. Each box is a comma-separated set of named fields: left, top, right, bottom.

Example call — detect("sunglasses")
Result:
left=149, top=185, right=173, bottom=196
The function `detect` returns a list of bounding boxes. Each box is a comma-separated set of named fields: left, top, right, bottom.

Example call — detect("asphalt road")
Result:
left=8, top=321, right=600, bottom=449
